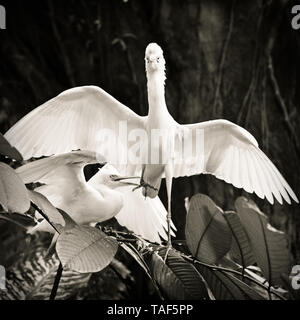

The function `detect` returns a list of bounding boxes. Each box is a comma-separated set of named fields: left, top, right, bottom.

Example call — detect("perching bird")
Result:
left=16, top=150, right=175, bottom=243
left=5, top=43, right=299, bottom=250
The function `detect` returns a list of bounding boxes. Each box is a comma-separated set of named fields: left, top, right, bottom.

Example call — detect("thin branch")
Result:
left=264, top=0, right=300, bottom=156
left=261, top=64, right=270, bottom=152
left=48, top=0, right=76, bottom=87
left=31, top=202, right=61, bottom=234
left=237, top=4, right=264, bottom=125
left=267, top=54, right=300, bottom=156
left=212, top=0, right=236, bottom=117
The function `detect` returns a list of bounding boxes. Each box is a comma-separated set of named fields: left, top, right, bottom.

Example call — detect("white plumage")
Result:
left=5, top=43, right=298, bottom=247
left=16, top=150, right=175, bottom=243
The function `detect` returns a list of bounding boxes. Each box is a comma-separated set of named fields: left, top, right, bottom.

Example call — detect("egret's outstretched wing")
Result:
left=16, top=150, right=105, bottom=185
left=114, top=185, right=176, bottom=243
left=174, top=120, right=298, bottom=205
left=16, top=150, right=106, bottom=210
left=5, top=86, right=145, bottom=170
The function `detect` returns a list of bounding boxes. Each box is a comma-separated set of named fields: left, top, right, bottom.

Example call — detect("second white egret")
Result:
left=16, top=150, right=175, bottom=243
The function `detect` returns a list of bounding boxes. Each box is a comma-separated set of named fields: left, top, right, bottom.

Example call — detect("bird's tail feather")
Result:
left=115, top=185, right=176, bottom=243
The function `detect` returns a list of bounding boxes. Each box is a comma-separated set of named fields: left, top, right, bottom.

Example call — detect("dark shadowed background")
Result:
left=0, top=0, right=299, bottom=263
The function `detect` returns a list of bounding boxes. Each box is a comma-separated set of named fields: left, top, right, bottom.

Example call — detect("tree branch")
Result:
left=48, top=0, right=76, bottom=87
left=212, top=0, right=236, bottom=117
left=267, top=53, right=300, bottom=156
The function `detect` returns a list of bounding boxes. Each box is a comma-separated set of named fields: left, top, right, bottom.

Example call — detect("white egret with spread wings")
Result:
left=5, top=43, right=299, bottom=251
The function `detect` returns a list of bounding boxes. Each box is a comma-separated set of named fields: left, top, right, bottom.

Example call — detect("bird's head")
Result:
left=92, top=164, right=120, bottom=188
left=145, top=43, right=166, bottom=78
left=91, top=164, right=139, bottom=189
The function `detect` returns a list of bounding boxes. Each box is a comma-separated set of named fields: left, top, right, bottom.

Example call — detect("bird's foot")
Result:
left=132, top=178, right=158, bottom=195
left=163, top=242, right=172, bottom=263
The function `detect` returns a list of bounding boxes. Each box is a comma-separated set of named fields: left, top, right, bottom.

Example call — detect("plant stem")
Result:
left=50, top=262, right=63, bottom=300
left=31, top=202, right=60, bottom=234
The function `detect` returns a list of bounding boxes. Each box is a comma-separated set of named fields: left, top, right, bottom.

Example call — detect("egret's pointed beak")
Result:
left=110, top=175, right=140, bottom=187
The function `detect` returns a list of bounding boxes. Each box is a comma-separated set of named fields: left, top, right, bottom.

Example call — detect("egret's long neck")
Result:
left=147, top=72, right=168, bottom=118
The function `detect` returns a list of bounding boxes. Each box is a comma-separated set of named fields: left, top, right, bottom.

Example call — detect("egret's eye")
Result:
left=146, top=58, right=150, bottom=63
left=156, top=57, right=160, bottom=62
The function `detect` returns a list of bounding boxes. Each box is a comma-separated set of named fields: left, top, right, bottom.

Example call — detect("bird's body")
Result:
left=5, top=43, right=298, bottom=247
left=16, top=151, right=174, bottom=243
left=37, top=181, right=124, bottom=227
left=142, top=108, right=176, bottom=198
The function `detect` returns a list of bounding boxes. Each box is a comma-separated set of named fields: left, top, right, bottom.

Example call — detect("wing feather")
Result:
left=252, top=147, right=274, bottom=204
left=5, top=86, right=145, bottom=173
left=16, top=150, right=105, bottom=185
left=240, top=150, right=251, bottom=193
left=254, top=148, right=281, bottom=204
left=174, top=120, right=298, bottom=204
left=113, top=185, right=176, bottom=243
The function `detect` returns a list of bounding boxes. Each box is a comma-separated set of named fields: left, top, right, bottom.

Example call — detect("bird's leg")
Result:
left=163, top=163, right=173, bottom=263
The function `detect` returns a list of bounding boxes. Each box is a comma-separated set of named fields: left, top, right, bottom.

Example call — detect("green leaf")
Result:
left=0, top=243, right=91, bottom=300
left=195, top=264, right=265, bottom=300
left=56, top=223, right=118, bottom=273
left=0, top=162, right=30, bottom=214
left=185, top=194, right=232, bottom=264
left=0, top=133, right=23, bottom=161
left=235, top=197, right=291, bottom=287
left=149, top=247, right=210, bottom=300
left=224, top=210, right=255, bottom=267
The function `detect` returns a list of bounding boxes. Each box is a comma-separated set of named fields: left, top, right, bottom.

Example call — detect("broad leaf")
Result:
left=0, top=244, right=91, bottom=300
left=0, top=133, right=23, bottom=161
left=56, top=223, right=118, bottom=273
left=195, top=264, right=265, bottom=300
left=0, top=162, right=30, bottom=214
left=149, top=247, right=210, bottom=300
left=235, top=197, right=291, bottom=287
left=120, top=242, right=164, bottom=299
left=218, top=258, right=285, bottom=300
left=0, top=212, right=34, bottom=230
left=224, top=210, right=255, bottom=267
left=28, top=190, right=64, bottom=231
left=185, top=194, right=232, bottom=263
left=120, top=242, right=152, bottom=278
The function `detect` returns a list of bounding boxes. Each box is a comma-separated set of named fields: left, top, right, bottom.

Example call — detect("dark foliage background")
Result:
left=0, top=0, right=299, bottom=264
